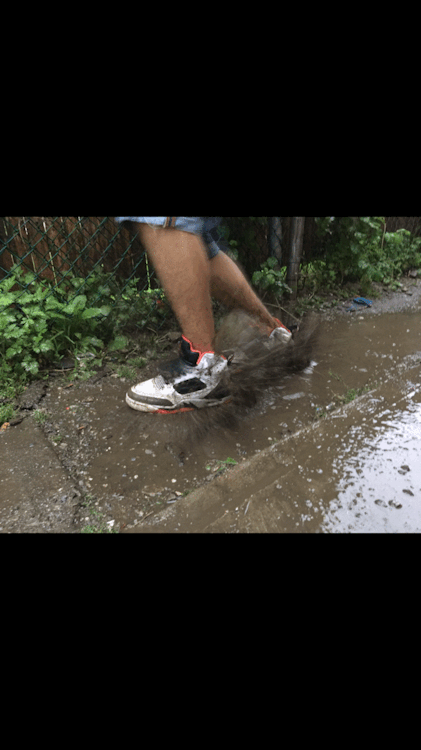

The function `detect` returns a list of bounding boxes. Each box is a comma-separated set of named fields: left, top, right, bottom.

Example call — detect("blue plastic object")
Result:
left=353, top=297, right=372, bottom=307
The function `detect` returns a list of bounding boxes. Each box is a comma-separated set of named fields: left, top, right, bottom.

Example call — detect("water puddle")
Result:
left=137, top=309, right=421, bottom=532
left=320, top=386, right=421, bottom=532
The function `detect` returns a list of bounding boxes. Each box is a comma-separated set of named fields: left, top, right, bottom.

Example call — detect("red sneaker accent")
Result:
left=181, top=335, right=226, bottom=365
left=153, top=406, right=195, bottom=414
left=272, top=317, right=291, bottom=334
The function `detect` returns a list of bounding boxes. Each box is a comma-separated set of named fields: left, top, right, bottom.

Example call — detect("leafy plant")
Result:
left=0, top=401, right=16, bottom=424
left=0, top=266, right=111, bottom=379
left=0, top=264, right=170, bottom=394
left=252, top=257, right=292, bottom=299
left=313, top=217, right=421, bottom=289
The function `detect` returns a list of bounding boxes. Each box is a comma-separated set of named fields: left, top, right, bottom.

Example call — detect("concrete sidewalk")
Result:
left=1, top=354, right=420, bottom=533
left=137, top=359, right=421, bottom=533
left=0, top=416, right=80, bottom=532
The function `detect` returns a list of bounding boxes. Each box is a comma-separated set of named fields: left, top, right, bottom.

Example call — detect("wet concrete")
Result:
left=1, top=282, right=420, bottom=533
left=0, top=416, right=80, bottom=532
left=144, top=367, right=420, bottom=533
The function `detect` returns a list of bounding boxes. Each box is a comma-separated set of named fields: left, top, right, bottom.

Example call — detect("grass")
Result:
left=328, top=369, right=374, bottom=403
left=0, top=372, right=24, bottom=425
left=0, top=401, right=16, bottom=425
left=206, top=457, right=238, bottom=471
left=113, top=364, right=138, bottom=380
left=32, top=408, right=49, bottom=425
left=338, top=384, right=374, bottom=404
left=79, top=494, right=118, bottom=534
left=314, top=375, right=376, bottom=420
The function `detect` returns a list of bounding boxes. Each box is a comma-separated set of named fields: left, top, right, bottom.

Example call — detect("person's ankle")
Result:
left=181, top=335, right=215, bottom=355
left=271, top=317, right=290, bottom=333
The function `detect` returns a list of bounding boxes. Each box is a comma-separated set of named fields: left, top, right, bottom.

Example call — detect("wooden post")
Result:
left=287, top=216, right=305, bottom=300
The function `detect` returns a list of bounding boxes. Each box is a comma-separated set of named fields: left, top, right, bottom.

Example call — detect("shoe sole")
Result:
left=125, top=392, right=232, bottom=414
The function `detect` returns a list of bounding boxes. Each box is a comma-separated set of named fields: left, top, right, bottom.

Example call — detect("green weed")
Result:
left=0, top=265, right=168, bottom=400
left=252, top=257, right=292, bottom=300
left=32, top=408, right=49, bottom=425
left=0, top=401, right=16, bottom=424
left=340, top=384, right=374, bottom=403
left=115, top=364, right=137, bottom=380
left=79, top=495, right=118, bottom=534
left=313, top=217, right=421, bottom=290
left=206, top=457, right=238, bottom=470
left=328, top=370, right=374, bottom=406
left=0, top=265, right=112, bottom=380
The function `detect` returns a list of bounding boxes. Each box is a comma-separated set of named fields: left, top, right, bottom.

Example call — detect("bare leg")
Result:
left=136, top=224, right=281, bottom=354
left=137, top=223, right=215, bottom=352
left=125, top=223, right=289, bottom=414
left=209, top=251, right=277, bottom=329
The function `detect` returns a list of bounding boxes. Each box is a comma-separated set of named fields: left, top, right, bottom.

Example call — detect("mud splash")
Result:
left=169, top=310, right=320, bottom=442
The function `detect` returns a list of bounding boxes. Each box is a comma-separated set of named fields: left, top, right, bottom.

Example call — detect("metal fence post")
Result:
left=287, top=216, right=305, bottom=300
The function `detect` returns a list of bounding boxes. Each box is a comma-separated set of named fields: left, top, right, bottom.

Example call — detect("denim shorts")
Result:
left=115, top=216, right=224, bottom=259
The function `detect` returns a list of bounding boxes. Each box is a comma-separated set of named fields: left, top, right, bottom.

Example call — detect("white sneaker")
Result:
left=267, top=321, right=292, bottom=347
left=126, top=336, right=230, bottom=413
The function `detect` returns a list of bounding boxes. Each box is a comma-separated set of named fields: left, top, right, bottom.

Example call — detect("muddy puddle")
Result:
left=320, top=384, right=421, bottom=532
left=197, top=371, right=421, bottom=534
left=28, top=306, right=419, bottom=532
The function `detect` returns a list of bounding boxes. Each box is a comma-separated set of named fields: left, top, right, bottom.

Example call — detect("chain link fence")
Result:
left=2, top=216, right=419, bottom=322
left=0, top=216, right=171, bottom=329
left=1, top=217, right=147, bottom=288
left=0, top=217, right=276, bottom=332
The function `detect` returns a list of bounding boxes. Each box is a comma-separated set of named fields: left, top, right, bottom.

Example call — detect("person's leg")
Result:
left=136, top=223, right=215, bottom=352
left=209, top=250, right=278, bottom=330
left=138, top=223, right=281, bottom=343
left=124, top=218, right=290, bottom=413
left=126, top=222, right=230, bottom=413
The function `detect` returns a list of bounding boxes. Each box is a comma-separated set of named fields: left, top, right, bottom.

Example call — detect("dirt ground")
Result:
left=1, top=278, right=420, bottom=533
